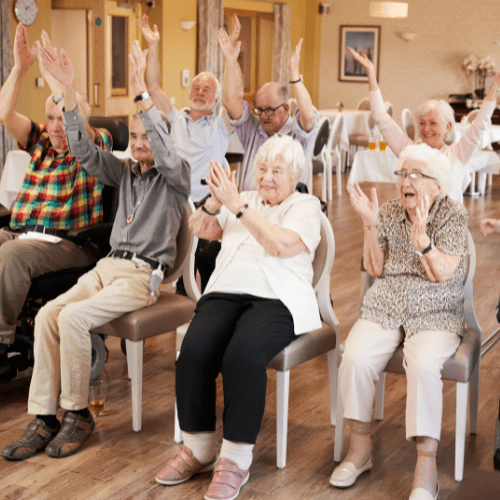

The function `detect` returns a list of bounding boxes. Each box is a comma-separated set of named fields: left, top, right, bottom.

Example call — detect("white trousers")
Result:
left=339, top=318, right=461, bottom=441
left=28, top=258, right=159, bottom=415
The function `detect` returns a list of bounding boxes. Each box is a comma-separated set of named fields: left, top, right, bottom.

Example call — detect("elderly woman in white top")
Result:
left=155, top=135, right=322, bottom=500
left=348, top=47, right=500, bottom=203
left=331, top=144, right=468, bottom=500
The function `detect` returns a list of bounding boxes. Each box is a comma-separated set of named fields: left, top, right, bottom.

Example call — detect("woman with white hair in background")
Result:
left=156, top=135, right=322, bottom=500
left=331, top=144, right=468, bottom=500
left=348, top=47, right=500, bottom=203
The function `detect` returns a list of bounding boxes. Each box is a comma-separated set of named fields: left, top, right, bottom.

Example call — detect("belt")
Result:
left=108, top=249, right=167, bottom=272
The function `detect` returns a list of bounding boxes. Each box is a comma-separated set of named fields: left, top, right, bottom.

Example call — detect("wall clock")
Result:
left=14, top=0, right=38, bottom=27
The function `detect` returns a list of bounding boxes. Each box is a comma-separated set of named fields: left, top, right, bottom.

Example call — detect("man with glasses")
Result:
left=218, top=23, right=318, bottom=191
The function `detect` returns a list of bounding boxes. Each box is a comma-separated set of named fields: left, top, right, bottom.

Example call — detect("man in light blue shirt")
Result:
left=140, top=15, right=233, bottom=204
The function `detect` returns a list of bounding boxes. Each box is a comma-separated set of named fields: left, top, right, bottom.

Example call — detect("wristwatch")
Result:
left=134, top=91, right=151, bottom=103
left=416, top=241, right=432, bottom=256
left=236, top=203, right=249, bottom=219
left=289, top=75, right=303, bottom=84
left=52, top=93, right=64, bottom=105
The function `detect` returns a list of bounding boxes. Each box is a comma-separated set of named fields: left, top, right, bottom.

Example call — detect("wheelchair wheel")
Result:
left=90, top=333, right=106, bottom=381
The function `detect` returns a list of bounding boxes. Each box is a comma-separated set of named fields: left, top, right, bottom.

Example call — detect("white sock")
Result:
left=219, top=439, right=254, bottom=471
left=182, top=431, right=217, bottom=464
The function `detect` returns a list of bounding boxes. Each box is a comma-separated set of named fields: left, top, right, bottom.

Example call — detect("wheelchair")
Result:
left=0, top=116, right=128, bottom=384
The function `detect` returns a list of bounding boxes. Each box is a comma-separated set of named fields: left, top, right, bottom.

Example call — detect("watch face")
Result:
left=15, top=0, right=38, bottom=26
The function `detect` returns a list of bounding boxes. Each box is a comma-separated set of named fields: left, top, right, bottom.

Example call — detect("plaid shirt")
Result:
left=10, top=121, right=112, bottom=229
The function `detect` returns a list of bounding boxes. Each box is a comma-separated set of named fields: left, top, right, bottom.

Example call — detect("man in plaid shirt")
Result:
left=0, top=25, right=112, bottom=355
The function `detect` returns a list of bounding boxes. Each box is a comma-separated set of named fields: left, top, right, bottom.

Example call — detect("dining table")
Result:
left=348, top=146, right=500, bottom=196
left=454, top=122, right=500, bottom=150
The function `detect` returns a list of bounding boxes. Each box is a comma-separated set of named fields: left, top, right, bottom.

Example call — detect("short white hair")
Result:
left=414, top=100, right=455, bottom=143
left=396, top=143, right=452, bottom=199
left=192, top=72, right=222, bottom=103
left=252, top=135, right=306, bottom=183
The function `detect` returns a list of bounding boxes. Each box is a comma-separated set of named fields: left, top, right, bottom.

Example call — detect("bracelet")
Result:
left=363, top=225, right=377, bottom=231
left=289, top=75, right=303, bottom=84
left=492, top=86, right=500, bottom=93
left=201, top=205, right=220, bottom=216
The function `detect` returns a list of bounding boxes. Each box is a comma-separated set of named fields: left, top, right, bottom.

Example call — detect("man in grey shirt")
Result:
left=1, top=42, right=189, bottom=461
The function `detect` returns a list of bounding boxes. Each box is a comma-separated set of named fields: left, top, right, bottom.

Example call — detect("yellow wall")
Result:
left=9, top=0, right=323, bottom=121
left=319, top=0, right=500, bottom=119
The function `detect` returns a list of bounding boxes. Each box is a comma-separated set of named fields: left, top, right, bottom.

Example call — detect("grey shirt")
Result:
left=63, top=106, right=190, bottom=268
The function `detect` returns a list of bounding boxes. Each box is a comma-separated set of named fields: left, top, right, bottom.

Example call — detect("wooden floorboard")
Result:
left=1, top=172, right=500, bottom=499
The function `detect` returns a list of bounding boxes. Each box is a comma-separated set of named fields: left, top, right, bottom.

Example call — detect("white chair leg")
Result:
left=276, top=370, right=290, bottom=469
left=375, top=373, right=385, bottom=421
left=336, top=158, right=342, bottom=196
left=125, top=339, right=143, bottom=432
left=334, top=383, right=345, bottom=462
left=478, top=172, right=487, bottom=195
left=174, top=350, right=183, bottom=443
left=455, top=382, right=469, bottom=482
left=488, top=173, right=493, bottom=188
left=125, top=340, right=133, bottom=380
left=469, top=361, right=481, bottom=434
left=327, top=349, right=338, bottom=427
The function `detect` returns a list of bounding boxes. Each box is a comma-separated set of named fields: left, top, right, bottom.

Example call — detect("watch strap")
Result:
left=134, top=91, right=151, bottom=103
left=416, top=241, right=432, bottom=256
left=289, top=75, right=303, bottom=84
left=236, top=203, right=249, bottom=219
left=52, top=93, right=64, bottom=105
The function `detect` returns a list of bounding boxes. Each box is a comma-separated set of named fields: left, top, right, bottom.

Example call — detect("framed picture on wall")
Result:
left=339, top=25, right=380, bottom=83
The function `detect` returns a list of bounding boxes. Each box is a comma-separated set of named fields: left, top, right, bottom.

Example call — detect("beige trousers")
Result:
left=339, top=318, right=461, bottom=441
left=28, top=257, right=159, bottom=415
left=0, top=228, right=95, bottom=343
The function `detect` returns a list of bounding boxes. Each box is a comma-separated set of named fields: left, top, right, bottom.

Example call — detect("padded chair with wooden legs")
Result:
left=401, top=108, right=417, bottom=141
left=334, top=231, right=481, bottom=482
left=91, top=200, right=200, bottom=432
left=175, top=211, right=341, bottom=469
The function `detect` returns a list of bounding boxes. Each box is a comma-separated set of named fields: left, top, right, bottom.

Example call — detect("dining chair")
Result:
left=401, top=108, right=417, bottom=141
left=90, top=200, right=200, bottom=432
left=464, top=109, right=481, bottom=123
left=334, top=231, right=481, bottom=482
left=175, top=211, right=341, bottom=470
left=307, top=116, right=330, bottom=197
left=356, top=97, right=371, bottom=111
left=349, top=99, right=376, bottom=166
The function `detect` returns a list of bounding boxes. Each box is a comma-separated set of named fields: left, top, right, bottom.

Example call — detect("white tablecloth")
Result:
left=0, top=150, right=31, bottom=210
left=318, top=109, right=371, bottom=152
left=454, top=122, right=500, bottom=150
left=348, top=147, right=500, bottom=195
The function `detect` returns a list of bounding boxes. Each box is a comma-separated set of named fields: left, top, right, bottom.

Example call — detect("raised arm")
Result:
left=348, top=47, right=411, bottom=156
left=347, top=182, right=384, bottom=276
left=410, top=195, right=461, bottom=282
left=140, top=14, right=172, bottom=115
left=289, top=39, right=315, bottom=132
left=218, top=17, right=245, bottom=120
left=0, top=24, right=39, bottom=146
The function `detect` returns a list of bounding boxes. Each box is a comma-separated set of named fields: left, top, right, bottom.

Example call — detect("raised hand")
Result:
left=129, top=40, right=148, bottom=96
left=228, top=15, right=241, bottom=47
left=218, top=26, right=241, bottom=62
left=139, top=14, right=160, bottom=47
left=347, top=47, right=375, bottom=75
left=288, top=38, right=303, bottom=81
left=39, top=30, right=63, bottom=92
left=480, top=218, right=500, bottom=237
left=411, top=193, right=432, bottom=251
left=39, top=47, right=75, bottom=90
left=347, top=182, right=379, bottom=227
left=13, top=23, right=39, bottom=73
left=206, top=161, right=241, bottom=213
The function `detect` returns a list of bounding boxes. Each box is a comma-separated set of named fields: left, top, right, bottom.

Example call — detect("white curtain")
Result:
left=0, top=3, right=15, bottom=177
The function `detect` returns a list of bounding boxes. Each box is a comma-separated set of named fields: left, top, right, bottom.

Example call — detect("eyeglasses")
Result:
left=253, top=103, right=286, bottom=117
left=394, top=170, right=437, bottom=181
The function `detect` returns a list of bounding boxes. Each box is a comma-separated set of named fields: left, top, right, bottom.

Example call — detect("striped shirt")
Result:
left=10, top=121, right=112, bottom=229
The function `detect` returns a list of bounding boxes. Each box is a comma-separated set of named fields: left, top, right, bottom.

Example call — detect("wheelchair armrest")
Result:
left=67, top=222, right=114, bottom=240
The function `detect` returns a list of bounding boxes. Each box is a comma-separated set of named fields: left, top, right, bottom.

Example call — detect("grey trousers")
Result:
left=0, top=228, right=95, bottom=343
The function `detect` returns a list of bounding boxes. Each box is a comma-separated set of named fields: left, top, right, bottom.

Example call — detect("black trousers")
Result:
left=176, top=292, right=296, bottom=444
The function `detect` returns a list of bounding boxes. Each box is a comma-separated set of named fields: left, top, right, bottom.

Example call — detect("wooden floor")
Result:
left=2, top=173, right=500, bottom=500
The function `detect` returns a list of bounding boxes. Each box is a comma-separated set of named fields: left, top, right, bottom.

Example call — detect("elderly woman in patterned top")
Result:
left=330, top=144, right=468, bottom=500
